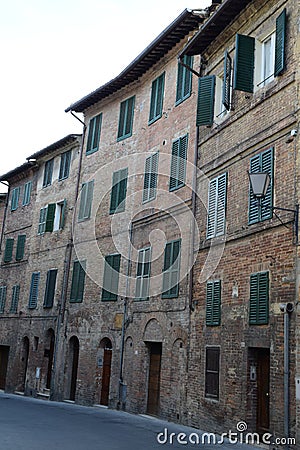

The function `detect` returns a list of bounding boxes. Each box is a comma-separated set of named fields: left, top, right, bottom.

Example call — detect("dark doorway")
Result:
left=0, top=345, right=9, bottom=390
left=100, top=339, right=112, bottom=406
left=69, top=336, right=79, bottom=401
left=20, top=338, right=29, bottom=392
left=146, top=342, right=162, bottom=416
left=257, top=348, right=270, bottom=434
left=46, top=329, right=55, bottom=390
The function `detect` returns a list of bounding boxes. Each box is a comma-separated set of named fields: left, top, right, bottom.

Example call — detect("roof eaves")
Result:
left=26, top=134, right=82, bottom=161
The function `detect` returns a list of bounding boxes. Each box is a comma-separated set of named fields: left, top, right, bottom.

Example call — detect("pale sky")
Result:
left=0, top=0, right=211, bottom=176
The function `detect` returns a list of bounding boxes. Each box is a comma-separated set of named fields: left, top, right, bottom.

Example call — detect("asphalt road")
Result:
left=0, top=392, right=258, bottom=450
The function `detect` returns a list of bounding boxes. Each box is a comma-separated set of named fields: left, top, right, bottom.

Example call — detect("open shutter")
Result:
left=274, top=9, right=286, bottom=76
left=248, top=154, right=261, bottom=224
left=260, top=148, right=273, bottom=221
left=234, top=34, right=255, bottom=93
left=206, top=282, right=213, bottom=325
left=60, top=199, right=67, bottom=229
left=16, top=235, right=26, bottom=261
left=170, top=139, right=180, bottom=191
left=45, top=203, right=56, bottom=232
left=23, top=181, right=32, bottom=206
left=197, top=76, right=215, bottom=126
left=212, top=281, right=221, bottom=325
left=4, top=238, right=14, bottom=263
left=222, top=50, right=232, bottom=110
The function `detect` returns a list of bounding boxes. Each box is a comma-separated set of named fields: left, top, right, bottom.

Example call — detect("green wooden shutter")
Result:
left=143, top=152, right=159, bottom=202
left=45, top=203, right=56, bottom=232
left=169, top=135, right=188, bottom=191
left=197, top=76, right=215, bottom=126
left=206, top=281, right=221, bottom=326
left=118, top=96, right=135, bottom=140
left=44, top=269, right=58, bottom=308
left=162, top=239, right=181, bottom=298
left=176, top=56, right=194, bottom=104
left=59, top=150, right=72, bottom=180
left=233, top=34, right=255, bottom=93
left=70, top=261, right=86, bottom=303
left=10, top=285, right=20, bottom=313
left=43, top=159, right=54, bottom=187
left=86, top=114, right=102, bottom=154
left=222, top=50, right=232, bottom=110
left=0, top=286, right=7, bottom=313
left=248, top=148, right=273, bottom=224
left=274, top=9, right=286, bottom=76
left=216, top=173, right=227, bottom=236
left=78, top=181, right=94, bottom=221
left=11, top=187, right=20, bottom=211
left=22, top=181, right=32, bottom=206
left=60, top=199, right=67, bottom=229
left=4, top=238, right=14, bottom=263
left=110, top=169, right=128, bottom=213
left=102, top=254, right=121, bottom=301
left=16, top=234, right=26, bottom=261
left=28, top=272, right=40, bottom=308
left=207, top=179, right=217, bottom=239
left=249, top=272, right=269, bottom=325
left=149, top=73, right=165, bottom=124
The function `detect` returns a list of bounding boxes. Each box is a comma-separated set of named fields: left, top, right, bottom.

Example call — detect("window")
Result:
left=43, top=159, right=54, bottom=187
left=78, top=180, right=94, bottom=221
left=207, top=173, right=227, bottom=239
left=4, top=238, right=14, bottom=263
left=53, top=200, right=67, bottom=231
left=0, top=286, right=7, bottom=314
left=162, top=239, right=181, bottom=298
left=11, top=187, right=20, bottom=211
left=176, top=55, right=193, bottom=105
left=135, top=247, right=151, bottom=300
left=143, top=152, right=159, bottom=203
left=206, top=280, right=221, bottom=326
left=44, top=269, right=58, bottom=308
left=110, top=169, right=128, bottom=214
left=28, top=272, right=40, bottom=309
left=86, top=114, right=102, bottom=154
left=149, top=72, right=165, bottom=124
left=102, top=254, right=121, bottom=301
left=205, top=347, right=220, bottom=400
left=169, top=135, right=188, bottom=191
left=70, top=261, right=86, bottom=303
left=22, top=181, right=32, bottom=206
left=38, top=207, right=47, bottom=234
left=249, top=272, right=269, bottom=325
left=234, top=9, right=286, bottom=93
left=10, top=285, right=20, bottom=313
left=16, top=235, right=26, bottom=261
left=117, top=96, right=135, bottom=141
left=249, top=147, right=273, bottom=224
left=59, top=150, right=72, bottom=180
left=196, top=76, right=215, bottom=127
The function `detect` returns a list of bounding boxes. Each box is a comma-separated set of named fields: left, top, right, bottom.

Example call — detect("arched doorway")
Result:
left=45, top=329, right=55, bottom=390
left=68, top=336, right=79, bottom=401
left=99, top=338, right=112, bottom=406
left=20, top=337, right=29, bottom=392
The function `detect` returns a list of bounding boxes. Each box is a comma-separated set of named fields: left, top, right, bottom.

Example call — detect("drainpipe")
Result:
left=280, top=302, right=294, bottom=449
left=0, top=181, right=10, bottom=255
left=50, top=121, right=86, bottom=401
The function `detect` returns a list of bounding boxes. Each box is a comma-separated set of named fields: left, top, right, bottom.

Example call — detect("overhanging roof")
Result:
left=65, top=9, right=206, bottom=113
left=27, top=134, right=81, bottom=161
left=179, top=0, right=253, bottom=57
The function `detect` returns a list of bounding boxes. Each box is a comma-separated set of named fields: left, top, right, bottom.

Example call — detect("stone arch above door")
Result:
left=143, top=319, right=163, bottom=342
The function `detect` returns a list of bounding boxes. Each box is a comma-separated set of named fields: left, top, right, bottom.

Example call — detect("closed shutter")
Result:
left=0, top=286, right=7, bottom=313
left=205, top=347, right=220, bottom=399
left=143, top=152, right=159, bottom=202
left=78, top=180, right=94, bottom=221
left=16, top=235, right=26, bottom=261
left=22, top=181, right=32, bottom=206
left=118, top=96, right=135, bottom=140
left=248, top=148, right=273, bottom=224
left=206, top=281, right=221, bottom=326
left=70, top=261, right=86, bottom=303
left=44, top=269, right=58, bottom=308
left=86, top=114, right=102, bottom=154
left=45, top=203, right=56, bottom=232
left=182, top=56, right=193, bottom=100
left=60, top=199, right=67, bottom=229
left=28, top=272, right=40, bottom=309
left=169, top=135, right=188, bottom=191
left=59, top=150, right=72, bottom=180
left=11, top=187, right=20, bottom=211
left=197, top=76, right=215, bottom=126
left=110, top=169, right=128, bottom=214
left=233, top=34, right=255, bottom=93
left=102, top=254, right=121, bottom=301
left=162, top=239, right=181, bottom=298
left=222, top=50, right=232, bottom=110
left=249, top=272, right=269, bottom=325
left=207, top=173, right=227, bottom=239
left=4, top=238, right=14, bottom=263
left=274, top=9, right=286, bottom=76
left=10, top=285, right=20, bottom=313
left=149, top=73, right=165, bottom=124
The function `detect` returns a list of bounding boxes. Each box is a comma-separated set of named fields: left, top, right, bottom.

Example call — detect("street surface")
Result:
left=0, top=392, right=258, bottom=450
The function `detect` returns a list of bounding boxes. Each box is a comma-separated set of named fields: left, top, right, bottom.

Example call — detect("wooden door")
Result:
left=69, top=338, right=79, bottom=401
left=100, top=349, right=112, bottom=406
left=257, top=349, right=270, bottom=433
left=46, top=333, right=55, bottom=389
left=147, top=343, right=162, bottom=416
left=0, top=346, right=9, bottom=390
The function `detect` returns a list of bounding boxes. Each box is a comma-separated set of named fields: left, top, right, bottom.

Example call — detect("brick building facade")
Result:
left=0, top=0, right=299, bottom=447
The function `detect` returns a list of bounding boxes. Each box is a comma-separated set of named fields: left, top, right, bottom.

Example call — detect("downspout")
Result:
left=50, top=118, right=86, bottom=400
left=0, top=181, right=10, bottom=255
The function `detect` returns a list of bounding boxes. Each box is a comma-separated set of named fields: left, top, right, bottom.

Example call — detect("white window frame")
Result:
left=135, top=247, right=151, bottom=300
